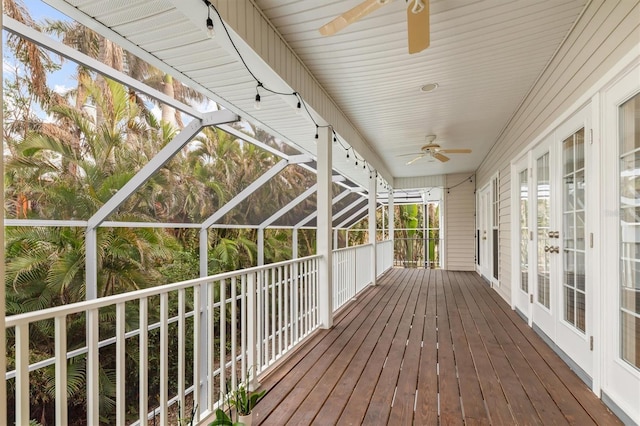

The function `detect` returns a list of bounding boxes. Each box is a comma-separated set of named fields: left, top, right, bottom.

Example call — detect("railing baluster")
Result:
left=160, top=293, right=169, bottom=426
left=139, top=298, right=149, bottom=425
left=54, top=316, right=68, bottom=426
left=178, top=289, right=186, bottom=422
left=231, top=276, right=237, bottom=390
left=207, top=280, right=215, bottom=411
left=293, top=261, right=299, bottom=344
left=192, top=286, right=201, bottom=421
left=15, top=323, right=29, bottom=425
left=220, top=279, right=226, bottom=403
left=115, top=302, right=126, bottom=426
left=271, top=267, right=276, bottom=363
left=247, top=272, right=257, bottom=388
left=241, top=274, right=247, bottom=381
left=87, top=308, right=100, bottom=425
left=256, top=270, right=263, bottom=371
left=284, top=264, right=289, bottom=351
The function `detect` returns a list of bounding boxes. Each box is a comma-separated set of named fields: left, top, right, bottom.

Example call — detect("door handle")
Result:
left=544, top=246, right=550, bottom=253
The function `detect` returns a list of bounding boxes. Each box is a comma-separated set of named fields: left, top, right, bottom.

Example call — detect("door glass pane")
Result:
left=520, top=169, right=529, bottom=292
left=619, top=92, right=640, bottom=369
left=537, top=153, right=551, bottom=308
left=563, top=128, right=586, bottom=333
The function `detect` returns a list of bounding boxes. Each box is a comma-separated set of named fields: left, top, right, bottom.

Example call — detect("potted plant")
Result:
left=209, top=409, right=243, bottom=426
left=227, top=380, right=266, bottom=426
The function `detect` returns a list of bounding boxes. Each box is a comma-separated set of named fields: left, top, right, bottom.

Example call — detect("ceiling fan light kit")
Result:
left=319, top=0, right=430, bottom=54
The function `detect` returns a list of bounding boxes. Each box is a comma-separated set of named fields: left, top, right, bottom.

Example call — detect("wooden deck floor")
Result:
left=252, top=269, right=621, bottom=425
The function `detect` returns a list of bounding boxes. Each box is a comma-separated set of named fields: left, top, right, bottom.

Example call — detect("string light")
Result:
left=206, top=6, right=215, bottom=38
left=203, top=0, right=386, bottom=186
left=254, top=83, right=262, bottom=110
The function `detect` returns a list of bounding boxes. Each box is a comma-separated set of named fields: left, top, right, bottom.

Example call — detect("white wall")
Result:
left=444, top=173, right=476, bottom=271
left=476, top=0, right=640, bottom=297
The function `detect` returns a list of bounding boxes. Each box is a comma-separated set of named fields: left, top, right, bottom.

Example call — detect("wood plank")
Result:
left=436, top=271, right=464, bottom=425
left=442, top=271, right=490, bottom=425
left=455, top=274, right=544, bottom=423
left=456, top=272, right=569, bottom=424
left=284, top=270, right=420, bottom=425
left=337, top=270, right=422, bottom=425
left=361, top=269, right=424, bottom=424
left=387, top=269, right=428, bottom=425
left=474, top=275, right=622, bottom=425
left=254, top=269, right=402, bottom=423
left=415, top=269, right=439, bottom=424
left=251, top=270, right=623, bottom=426
left=448, top=273, right=516, bottom=424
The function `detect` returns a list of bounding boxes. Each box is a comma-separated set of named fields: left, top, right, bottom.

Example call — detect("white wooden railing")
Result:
left=4, top=255, right=320, bottom=426
left=332, top=244, right=372, bottom=311
left=332, top=240, right=394, bottom=312
left=377, top=239, right=394, bottom=276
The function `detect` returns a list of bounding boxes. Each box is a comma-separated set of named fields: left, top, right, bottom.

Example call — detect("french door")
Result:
left=521, top=106, right=593, bottom=380
left=601, top=65, right=640, bottom=422
left=478, top=184, right=491, bottom=279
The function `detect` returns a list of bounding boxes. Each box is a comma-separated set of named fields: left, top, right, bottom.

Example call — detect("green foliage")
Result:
left=209, top=409, right=243, bottom=426
left=227, top=382, right=266, bottom=416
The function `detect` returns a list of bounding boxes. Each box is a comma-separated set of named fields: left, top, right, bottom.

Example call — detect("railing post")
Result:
left=388, top=190, right=395, bottom=267
left=247, top=272, right=258, bottom=390
left=258, top=228, right=265, bottom=266
left=197, top=228, right=209, bottom=415
left=369, top=174, right=378, bottom=285
left=317, top=126, right=333, bottom=329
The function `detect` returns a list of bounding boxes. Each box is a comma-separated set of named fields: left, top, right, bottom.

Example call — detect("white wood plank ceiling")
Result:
left=44, top=0, right=587, bottom=186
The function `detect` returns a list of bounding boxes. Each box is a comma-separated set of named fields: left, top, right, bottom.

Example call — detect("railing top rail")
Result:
left=332, top=243, right=373, bottom=254
left=5, top=254, right=321, bottom=327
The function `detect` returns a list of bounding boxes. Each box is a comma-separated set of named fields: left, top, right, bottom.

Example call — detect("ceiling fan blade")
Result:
left=407, top=0, right=430, bottom=54
left=439, top=148, right=472, bottom=154
left=406, top=154, right=426, bottom=165
left=433, top=152, right=450, bottom=162
left=319, top=0, right=390, bottom=36
left=397, top=152, right=423, bottom=157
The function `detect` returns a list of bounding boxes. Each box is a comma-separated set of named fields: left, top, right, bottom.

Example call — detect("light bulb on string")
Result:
left=206, top=7, right=215, bottom=38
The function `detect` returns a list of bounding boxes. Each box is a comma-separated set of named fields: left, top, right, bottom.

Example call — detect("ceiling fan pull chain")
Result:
left=411, top=0, right=425, bottom=14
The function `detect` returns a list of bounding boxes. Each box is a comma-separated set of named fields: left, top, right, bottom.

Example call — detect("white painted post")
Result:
left=197, top=229, right=209, bottom=414
left=369, top=176, right=378, bottom=285
left=334, top=229, right=339, bottom=250
left=54, top=316, right=68, bottom=425
left=317, top=126, right=333, bottom=329
left=389, top=189, right=395, bottom=267
left=247, top=273, right=258, bottom=390
left=258, top=228, right=265, bottom=266
left=0, top=4, right=7, bottom=418
left=292, top=228, right=299, bottom=259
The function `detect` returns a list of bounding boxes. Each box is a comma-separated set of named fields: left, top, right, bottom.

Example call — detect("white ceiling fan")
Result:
left=400, top=135, right=472, bottom=164
left=319, top=0, right=430, bottom=54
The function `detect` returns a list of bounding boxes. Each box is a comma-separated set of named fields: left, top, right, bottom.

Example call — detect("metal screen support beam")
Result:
left=333, top=199, right=367, bottom=228
left=87, top=111, right=236, bottom=229
left=369, top=176, right=377, bottom=285
left=201, top=159, right=289, bottom=229
left=295, top=188, right=353, bottom=229
left=292, top=229, right=299, bottom=259
left=260, top=185, right=317, bottom=229
left=3, top=17, right=203, bottom=120
left=336, top=205, right=369, bottom=229
left=317, top=127, right=333, bottom=329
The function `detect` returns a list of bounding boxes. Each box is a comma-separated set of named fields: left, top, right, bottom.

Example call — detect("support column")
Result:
left=333, top=229, right=339, bottom=250
left=369, top=175, right=377, bottom=285
left=317, top=126, right=333, bottom=329
left=197, top=228, right=209, bottom=414
left=85, top=227, right=99, bottom=425
left=258, top=228, right=265, bottom=266
left=0, top=3, right=8, bottom=415
left=388, top=189, right=395, bottom=241
left=292, top=228, right=299, bottom=259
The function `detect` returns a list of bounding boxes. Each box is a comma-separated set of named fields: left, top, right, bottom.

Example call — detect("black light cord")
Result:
left=201, top=0, right=391, bottom=190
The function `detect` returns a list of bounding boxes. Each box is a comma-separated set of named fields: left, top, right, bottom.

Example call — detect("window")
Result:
left=619, top=92, right=640, bottom=369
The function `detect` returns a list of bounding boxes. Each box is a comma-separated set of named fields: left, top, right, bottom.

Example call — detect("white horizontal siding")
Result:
left=444, top=173, right=476, bottom=271
left=476, top=0, right=640, bottom=296
left=394, top=175, right=445, bottom=190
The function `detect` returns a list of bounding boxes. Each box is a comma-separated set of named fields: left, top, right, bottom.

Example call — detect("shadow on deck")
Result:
left=252, top=268, right=620, bottom=425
